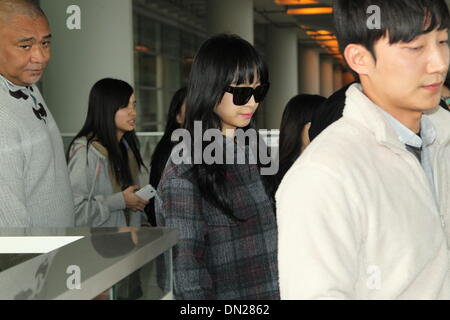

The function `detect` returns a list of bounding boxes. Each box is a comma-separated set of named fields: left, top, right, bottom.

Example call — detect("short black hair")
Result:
left=334, top=0, right=450, bottom=73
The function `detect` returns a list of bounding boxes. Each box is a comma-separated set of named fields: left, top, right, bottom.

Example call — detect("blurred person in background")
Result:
left=271, top=94, right=325, bottom=199
left=67, top=78, right=149, bottom=227
left=441, top=75, right=450, bottom=109
left=145, top=87, right=187, bottom=226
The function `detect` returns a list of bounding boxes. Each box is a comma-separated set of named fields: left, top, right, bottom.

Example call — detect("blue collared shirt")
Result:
left=380, top=109, right=437, bottom=203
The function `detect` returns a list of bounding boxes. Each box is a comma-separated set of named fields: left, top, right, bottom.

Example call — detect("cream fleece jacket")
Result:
left=276, top=84, right=450, bottom=299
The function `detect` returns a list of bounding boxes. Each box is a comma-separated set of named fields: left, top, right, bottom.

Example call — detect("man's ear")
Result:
left=343, top=44, right=373, bottom=76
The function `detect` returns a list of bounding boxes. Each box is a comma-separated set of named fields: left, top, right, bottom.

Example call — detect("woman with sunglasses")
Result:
left=155, top=34, right=279, bottom=300
left=67, top=78, right=149, bottom=227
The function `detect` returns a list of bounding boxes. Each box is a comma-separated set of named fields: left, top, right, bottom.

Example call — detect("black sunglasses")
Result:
left=224, top=83, right=270, bottom=106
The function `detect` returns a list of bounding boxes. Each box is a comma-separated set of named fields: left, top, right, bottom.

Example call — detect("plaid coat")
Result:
left=155, top=141, right=279, bottom=300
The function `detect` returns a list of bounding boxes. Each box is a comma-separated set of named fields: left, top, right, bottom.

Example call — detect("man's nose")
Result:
left=30, top=45, right=48, bottom=64
left=428, top=45, right=449, bottom=75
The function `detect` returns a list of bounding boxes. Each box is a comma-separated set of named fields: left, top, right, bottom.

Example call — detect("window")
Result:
left=133, top=11, right=205, bottom=132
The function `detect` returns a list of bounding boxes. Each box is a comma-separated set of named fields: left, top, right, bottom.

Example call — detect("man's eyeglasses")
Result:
left=224, top=83, right=270, bottom=106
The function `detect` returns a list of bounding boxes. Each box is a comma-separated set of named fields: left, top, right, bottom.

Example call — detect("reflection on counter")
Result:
left=92, top=251, right=171, bottom=301
left=0, top=227, right=177, bottom=300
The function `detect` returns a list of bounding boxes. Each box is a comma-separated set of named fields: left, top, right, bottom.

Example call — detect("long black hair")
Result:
left=67, top=78, right=145, bottom=187
left=146, top=87, right=187, bottom=226
left=271, top=94, right=325, bottom=197
left=309, top=83, right=354, bottom=141
left=150, top=87, right=187, bottom=189
left=184, top=34, right=269, bottom=219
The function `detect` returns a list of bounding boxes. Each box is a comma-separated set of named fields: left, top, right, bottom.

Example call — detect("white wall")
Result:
left=40, top=0, right=134, bottom=133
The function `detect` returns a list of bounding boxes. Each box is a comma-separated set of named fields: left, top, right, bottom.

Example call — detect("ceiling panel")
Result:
left=138, top=0, right=450, bottom=53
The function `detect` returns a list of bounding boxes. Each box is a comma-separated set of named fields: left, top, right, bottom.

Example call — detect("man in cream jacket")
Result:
left=276, top=0, right=450, bottom=299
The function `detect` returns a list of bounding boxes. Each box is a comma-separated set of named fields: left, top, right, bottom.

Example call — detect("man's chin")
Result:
left=23, top=76, right=42, bottom=86
left=419, top=101, right=441, bottom=112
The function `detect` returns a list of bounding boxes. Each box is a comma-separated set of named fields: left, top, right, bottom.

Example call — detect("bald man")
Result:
left=0, top=0, right=74, bottom=227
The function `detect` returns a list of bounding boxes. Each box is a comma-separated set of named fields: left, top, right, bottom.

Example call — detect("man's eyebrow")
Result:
left=17, top=34, right=52, bottom=43
left=17, top=37, right=35, bottom=43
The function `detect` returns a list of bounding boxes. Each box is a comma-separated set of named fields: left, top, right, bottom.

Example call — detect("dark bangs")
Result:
left=185, top=34, right=267, bottom=133
left=334, top=0, right=450, bottom=58
left=231, top=44, right=268, bottom=86
left=183, top=34, right=270, bottom=220
left=383, top=0, right=450, bottom=44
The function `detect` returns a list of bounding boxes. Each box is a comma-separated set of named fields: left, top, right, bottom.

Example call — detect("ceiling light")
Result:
left=135, top=45, right=150, bottom=52
left=313, top=35, right=336, bottom=40
left=275, top=0, right=319, bottom=4
left=287, top=7, right=333, bottom=15
left=319, top=40, right=339, bottom=47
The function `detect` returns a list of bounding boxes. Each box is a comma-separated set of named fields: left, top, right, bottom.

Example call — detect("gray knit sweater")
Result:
left=0, top=75, right=75, bottom=227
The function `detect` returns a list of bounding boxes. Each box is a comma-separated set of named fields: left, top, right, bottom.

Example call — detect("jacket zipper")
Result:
left=396, top=145, right=443, bottom=224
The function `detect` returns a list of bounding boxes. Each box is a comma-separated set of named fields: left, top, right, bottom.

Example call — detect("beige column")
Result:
left=298, top=47, right=320, bottom=95
left=320, top=56, right=334, bottom=98
left=264, top=26, right=299, bottom=129
left=206, top=0, right=254, bottom=44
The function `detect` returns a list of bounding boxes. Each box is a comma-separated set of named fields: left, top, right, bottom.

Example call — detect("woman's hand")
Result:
left=122, top=185, right=149, bottom=211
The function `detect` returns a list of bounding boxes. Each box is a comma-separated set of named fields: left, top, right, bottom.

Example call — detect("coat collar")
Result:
left=343, top=83, right=450, bottom=150
left=0, top=74, right=32, bottom=96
